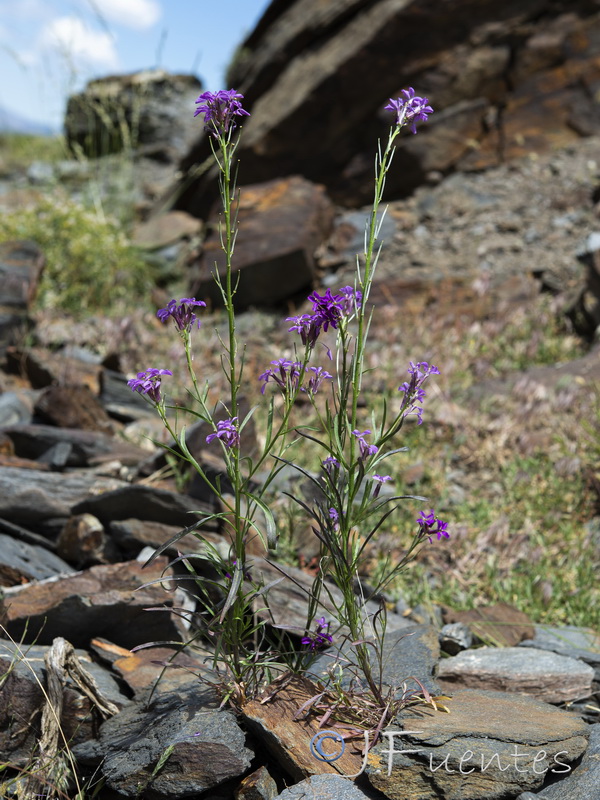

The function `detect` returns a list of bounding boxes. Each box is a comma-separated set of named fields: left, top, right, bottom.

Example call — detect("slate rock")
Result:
left=0, top=240, right=44, bottom=356
left=531, top=723, right=600, bottom=798
left=0, top=516, right=60, bottom=551
left=0, top=240, right=44, bottom=309
left=274, top=773, right=381, bottom=799
left=74, top=684, right=253, bottom=798
left=100, top=367, right=154, bottom=421
left=242, top=674, right=366, bottom=781
left=5, top=345, right=101, bottom=391
left=439, top=622, right=473, bottom=655
left=110, top=516, right=222, bottom=558
left=0, top=558, right=185, bottom=648
left=519, top=624, right=600, bottom=680
left=0, top=638, right=128, bottom=765
left=233, top=765, right=279, bottom=800
left=0, top=466, right=127, bottom=527
left=3, top=424, right=146, bottom=467
left=436, top=646, right=594, bottom=704
left=0, top=532, right=74, bottom=586
left=179, top=0, right=600, bottom=211
left=65, top=69, right=203, bottom=163
left=309, top=624, right=441, bottom=697
left=569, top=231, right=600, bottom=336
left=34, top=383, right=114, bottom=433
left=132, top=209, right=202, bottom=250
left=108, top=643, right=216, bottom=695
left=441, top=603, right=535, bottom=647
left=365, top=688, right=589, bottom=800
left=0, top=390, right=35, bottom=426
left=72, top=482, right=214, bottom=528
left=190, top=175, right=335, bottom=309
left=250, top=558, right=413, bottom=640
left=56, top=513, right=117, bottom=567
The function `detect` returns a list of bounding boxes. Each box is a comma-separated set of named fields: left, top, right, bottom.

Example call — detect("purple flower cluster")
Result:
left=157, top=297, right=206, bottom=332
left=385, top=88, right=434, bottom=134
left=286, top=286, right=362, bottom=349
left=301, top=616, right=334, bottom=651
left=194, top=89, right=250, bottom=137
left=206, top=417, right=240, bottom=449
left=127, top=368, right=172, bottom=404
left=259, top=358, right=302, bottom=395
left=417, top=510, right=449, bottom=543
left=352, top=429, right=378, bottom=462
left=259, top=360, right=333, bottom=396
left=305, top=366, right=333, bottom=394
left=398, top=361, right=440, bottom=425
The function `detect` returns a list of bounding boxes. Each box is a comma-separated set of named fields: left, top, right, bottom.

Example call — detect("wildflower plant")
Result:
left=129, top=87, right=446, bottom=719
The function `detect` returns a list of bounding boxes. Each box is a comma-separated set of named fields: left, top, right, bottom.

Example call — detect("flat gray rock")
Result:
left=275, top=773, right=382, bottom=799
left=436, top=646, right=594, bottom=703
left=76, top=684, right=253, bottom=798
left=0, top=390, right=35, bottom=426
left=0, top=532, right=74, bottom=584
left=72, top=482, right=214, bottom=528
left=251, top=558, right=414, bottom=642
left=309, top=624, right=441, bottom=697
left=524, top=723, right=600, bottom=799
left=519, top=625, right=600, bottom=680
left=0, top=466, right=127, bottom=526
left=365, top=688, right=589, bottom=800
left=4, top=423, right=147, bottom=466
left=0, top=558, right=185, bottom=648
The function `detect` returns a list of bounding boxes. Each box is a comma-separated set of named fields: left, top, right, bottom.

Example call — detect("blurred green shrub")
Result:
left=0, top=133, right=66, bottom=173
left=0, top=193, right=155, bottom=315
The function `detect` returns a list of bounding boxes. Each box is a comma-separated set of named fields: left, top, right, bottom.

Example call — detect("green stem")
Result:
left=350, top=126, right=401, bottom=436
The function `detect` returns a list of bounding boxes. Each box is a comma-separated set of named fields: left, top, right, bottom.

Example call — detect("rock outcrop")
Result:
left=174, top=0, right=600, bottom=213
left=65, top=69, right=202, bottom=163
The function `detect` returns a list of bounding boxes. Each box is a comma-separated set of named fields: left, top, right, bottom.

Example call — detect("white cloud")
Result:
left=91, top=0, right=161, bottom=30
left=40, top=16, right=119, bottom=69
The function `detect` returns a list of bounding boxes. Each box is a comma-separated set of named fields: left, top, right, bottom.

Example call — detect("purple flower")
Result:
left=304, top=366, right=333, bottom=394
left=307, top=289, right=345, bottom=331
left=398, top=361, right=440, bottom=425
left=322, top=455, right=340, bottom=471
left=301, top=616, right=333, bottom=651
left=372, top=473, right=392, bottom=498
left=127, top=368, right=172, bottom=404
left=259, top=358, right=302, bottom=395
left=157, top=297, right=206, bottom=332
left=338, top=285, right=363, bottom=314
left=206, top=417, right=240, bottom=449
left=417, top=509, right=436, bottom=528
left=194, top=89, right=250, bottom=137
left=286, top=287, right=361, bottom=349
left=385, top=88, right=434, bottom=134
left=417, top=509, right=449, bottom=543
left=328, top=507, right=339, bottom=524
left=352, top=429, right=378, bottom=462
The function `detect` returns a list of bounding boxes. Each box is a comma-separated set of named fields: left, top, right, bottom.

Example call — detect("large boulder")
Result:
left=173, top=0, right=600, bottom=213
left=65, top=69, right=202, bottom=163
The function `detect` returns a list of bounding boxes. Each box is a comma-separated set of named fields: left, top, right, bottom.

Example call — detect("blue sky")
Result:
left=0, top=0, right=271, bottom=131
